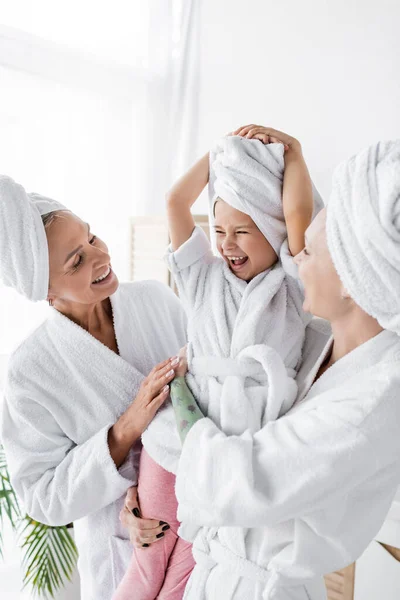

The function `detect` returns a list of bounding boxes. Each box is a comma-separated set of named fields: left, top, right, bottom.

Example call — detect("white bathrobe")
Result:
left=142, top=227, right=308, bottom=474
left=141, top=225, right=312, bottom=593
left=175, top=321, right=400, bottom=600
left=1, top=281, right=187, bottom=600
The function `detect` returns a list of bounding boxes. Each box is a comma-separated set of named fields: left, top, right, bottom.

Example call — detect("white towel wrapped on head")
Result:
left=209, top=136, right=324, bottom=255
left=326, top=140, right=400, bottom=335
left=209, top=137, right=286, bottom=253
left=0, top=175, right=66, bottom=302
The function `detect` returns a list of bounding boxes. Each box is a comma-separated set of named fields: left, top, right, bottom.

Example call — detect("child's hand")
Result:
left=232, top=125, right=302, bottom=154
left=175, top=346, right=188, bottom=377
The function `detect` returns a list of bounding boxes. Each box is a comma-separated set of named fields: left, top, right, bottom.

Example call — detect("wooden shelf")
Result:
left=129, top=215, right=210, bottom=292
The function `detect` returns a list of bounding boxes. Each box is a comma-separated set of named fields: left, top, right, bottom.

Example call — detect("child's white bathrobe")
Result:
left=175, top=321, right=400, bottom=600
left=142, top=226, right=311, bottom=591
left=142, top=226, right=309, bottom=472
left=1, top=281, right=187, bottom=600
left=143, top=139, right=323, bottom=477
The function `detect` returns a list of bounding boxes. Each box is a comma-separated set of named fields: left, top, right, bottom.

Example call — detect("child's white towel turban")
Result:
left=209, top=136, right=323, bottom=254
left=326, top=140, right=400, bottom=334
left=0, top=175, right=67, bottom=302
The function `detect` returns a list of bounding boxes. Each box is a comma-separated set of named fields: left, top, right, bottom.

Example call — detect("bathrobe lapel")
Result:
left=293, top=329, right=398, bottom=415
left=45, top=288, right=145, bottom=441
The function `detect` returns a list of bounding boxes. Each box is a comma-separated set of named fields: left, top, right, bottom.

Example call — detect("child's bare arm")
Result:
left=166, top=153, right=209, bottom=251
left=234, top=125, right=313, bottom=256
left=281, top=144, right=313, bottom=256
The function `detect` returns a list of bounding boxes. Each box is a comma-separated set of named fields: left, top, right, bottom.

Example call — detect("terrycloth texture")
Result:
left=142, top=227, right=309, bottom=474
left=0, top=175, right=67, bottom=301
left=1, top=281, right=187, bottom=600
left=141, top=227, right=310, bottom=599
left=142, top=141, right=324, bottom=595
left=326, top=140, right=400, bottom=335
left=208, top=137, right=324, bottom=255
left=176, top=325, right=400, bottom=600
left=209, top=138, right=285, bottom=253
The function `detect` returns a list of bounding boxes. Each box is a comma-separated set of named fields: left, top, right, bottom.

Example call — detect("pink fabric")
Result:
left=113, top=449, right=195, bottom=599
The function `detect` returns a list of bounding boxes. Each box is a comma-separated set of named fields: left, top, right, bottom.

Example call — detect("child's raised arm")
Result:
left=233, top=125, right=313, bottom=256
left=166, top=153, right=209, bottom=251
left=281, top=139, right=313, bottom=256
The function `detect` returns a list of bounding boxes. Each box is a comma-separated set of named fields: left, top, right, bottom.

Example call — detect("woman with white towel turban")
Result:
left=124, top=134, right=400, bottom=600
left=0, top=177, right=192, bottom=600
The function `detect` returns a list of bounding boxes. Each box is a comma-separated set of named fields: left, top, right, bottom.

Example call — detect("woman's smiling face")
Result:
left=46, top=211, right=119, bottom=306
left=294, top=209, right=347, bottom=320
left=214, top=199, right=277, bottom=282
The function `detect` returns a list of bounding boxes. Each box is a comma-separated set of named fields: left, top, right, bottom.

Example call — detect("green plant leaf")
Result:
left=20, top=518, right=78, bottom=598
left=0, top=445, right=21, bottom=558
left=0, top=447, right=78, bottom=597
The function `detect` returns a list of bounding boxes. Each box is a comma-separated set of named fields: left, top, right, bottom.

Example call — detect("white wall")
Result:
left=195, top=0, right=400, bottom=209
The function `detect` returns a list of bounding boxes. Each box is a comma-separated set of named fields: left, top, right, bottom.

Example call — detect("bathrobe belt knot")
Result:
left=190, top=347, right=297, bottom=384
left=193, top=537, right=273, bottom=594
left=188, top=344, right=298, bottom=423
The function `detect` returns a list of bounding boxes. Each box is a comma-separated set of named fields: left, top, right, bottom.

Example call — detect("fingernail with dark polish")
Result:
left=156, top=532, right=165, bottom=538
left=159, top=521, right=168, bottom=525
left=142, top=543, right=149, bottom=547
left=162, top=525, right=170, bottom=531
left=132, top=508, right=141, bottom=518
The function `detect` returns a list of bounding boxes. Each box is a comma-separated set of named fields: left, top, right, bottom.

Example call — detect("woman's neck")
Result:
left=329, top=308, right=384, bottom=366
left=54, top=297, right=113, bottom=334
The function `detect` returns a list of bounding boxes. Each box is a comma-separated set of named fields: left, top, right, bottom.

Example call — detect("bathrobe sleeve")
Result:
left=1, top=391, right=136, bottom=526
left=166, top=226, right=215, bottom=308
left=176, top=377, right=400, bottom=529
left=279, top=239, right=312, bottom=329
left=279, top=239, right=298, bottom=279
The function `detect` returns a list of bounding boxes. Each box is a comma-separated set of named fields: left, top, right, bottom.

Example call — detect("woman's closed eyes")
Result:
left=71, top=235, right=97, bottom=272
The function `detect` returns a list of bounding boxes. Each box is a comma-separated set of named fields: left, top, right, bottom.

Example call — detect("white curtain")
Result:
left=0, top=62, right=137, bottom=354
left=138, top=0, right=201, bottom=214
left=0, top=0, right=201, bottom=356
left=169, top=0, right=202, bottom=181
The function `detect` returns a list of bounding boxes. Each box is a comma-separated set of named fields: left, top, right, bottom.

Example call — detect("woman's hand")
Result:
left=120, top=486, right=170, bottom=548
left=108, top=357, right=180, bottom=467
left=231, top=125, right=302, bottom=154
left=126, top=357, right=180, bottom=439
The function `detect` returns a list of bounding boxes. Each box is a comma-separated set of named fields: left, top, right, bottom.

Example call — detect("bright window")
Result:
left=0, top=1, right=158, bottom=353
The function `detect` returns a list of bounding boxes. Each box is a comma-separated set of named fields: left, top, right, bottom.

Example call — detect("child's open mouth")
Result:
left=227, top=256, right=249, bottom=270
